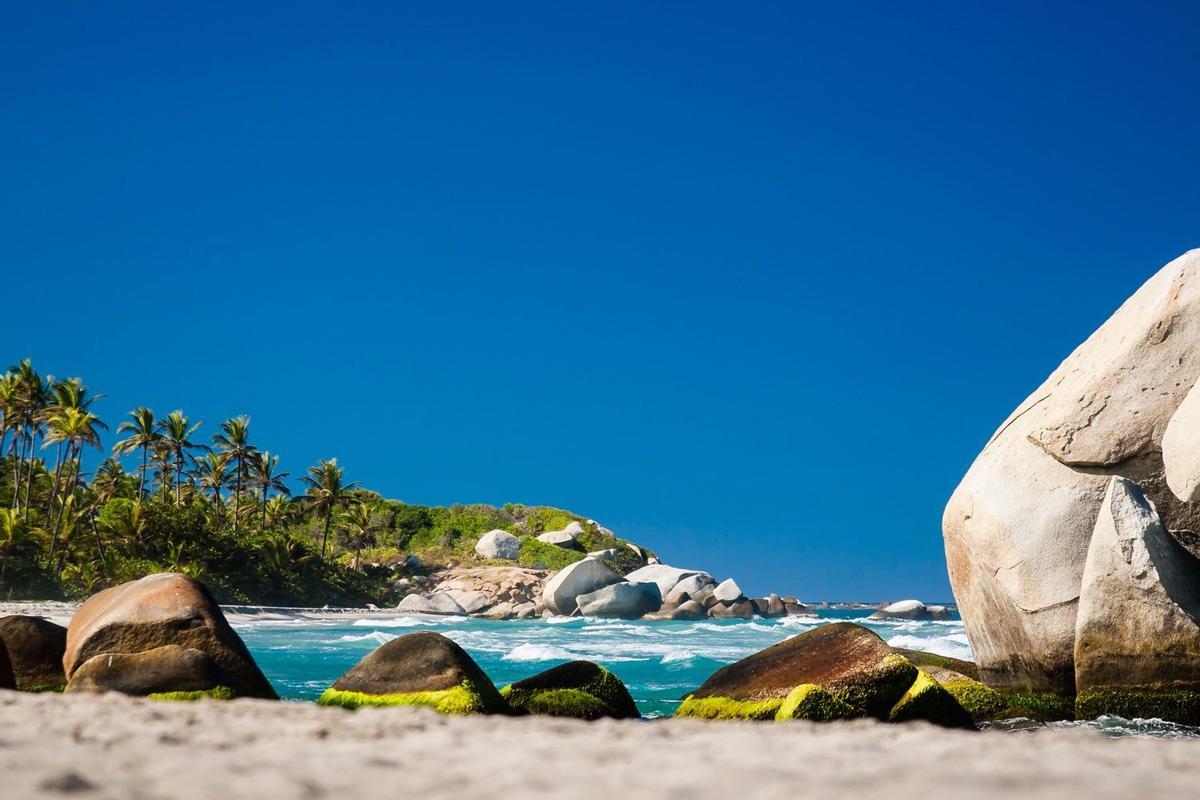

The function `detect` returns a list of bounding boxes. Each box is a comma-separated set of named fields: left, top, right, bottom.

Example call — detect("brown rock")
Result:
left=0, top=616, right=67, bottom=691
left=709, top=599, right=755, bottom=619
left=66, top=644, right=238, bottom=697
left=65, top=573, right=275, bottom=699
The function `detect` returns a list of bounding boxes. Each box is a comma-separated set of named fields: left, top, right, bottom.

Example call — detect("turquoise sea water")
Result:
left=237, top=609, right=969, bottom=717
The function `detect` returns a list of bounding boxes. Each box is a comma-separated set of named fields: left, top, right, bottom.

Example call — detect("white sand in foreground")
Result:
left=2, top=692, right=1198, bottom=800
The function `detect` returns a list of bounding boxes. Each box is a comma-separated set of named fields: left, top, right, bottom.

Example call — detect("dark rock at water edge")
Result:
left=319, top=631, right=508, bottom=714
left=502, top=660, right=639, bottom=720
left=66, top=644, right=241, bottom=699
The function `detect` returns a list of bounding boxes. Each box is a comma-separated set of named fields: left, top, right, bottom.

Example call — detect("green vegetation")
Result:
left=501, top=687, right=610, bottom=719
left=0, top=358, right=641, bottom=606
left=148, top=686, right=238, bottom=702
left=1074, top=687, right=1200, bottom=725
left=316, top=681, right=502, bottom=714
left=776, top=684, right=858, bottom=721
left=993, top=689, right=1075, bottom=722
left=674, top=694, right=785, bottom=721
left=937, top=677, right=1006, bottom=721
left=887, top=669, right=976, bottom=728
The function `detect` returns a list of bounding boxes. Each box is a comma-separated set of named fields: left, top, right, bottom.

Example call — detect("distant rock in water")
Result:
left=1074, top=477, right=1200, bottom=724
left=868, top=600, right=952, bottom=621
left=575, top=581, right=662, bottom=619
left=542, top=558, right=622, bottom=615
left=318, top=631, right=507, bottom=714
left=944, top=249, right=1200, bottom=696
left=502, top=660, right=639, bottom=720
left=63, top=573, right=276, bottom=699
left=675, top=622, right=974, bottom=728
left=0, top=616, right=67, bottom=692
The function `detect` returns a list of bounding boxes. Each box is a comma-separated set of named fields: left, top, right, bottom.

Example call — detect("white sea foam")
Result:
left=351, top=616, right=438, bottom=628
left=503, top=643, right=573, bottom=661
left=886, top=632, right=972, bottom=660
left=334, top=631, right=397, bottom=645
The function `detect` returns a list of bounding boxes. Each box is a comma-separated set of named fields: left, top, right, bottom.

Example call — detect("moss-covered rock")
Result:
left=0, top=615, right=67, bottom=692
left=892, top=648, right=980, bottom=681
left=318, top=682, right=498, bottom=714
left=501, top=660, right=639, bottom=720
left=675, top=623, right=919, bottom=722
left=319, top=631, right=507, bottom=715
left=776, top=684, right=858, bottom=721
left=991, top=689, right=1075, bottom=722
left=1074, top=687, right=1200, bottom=725
left=149, top=685, right=238, bottom=702
left=888, top=669, right=976, bottom=729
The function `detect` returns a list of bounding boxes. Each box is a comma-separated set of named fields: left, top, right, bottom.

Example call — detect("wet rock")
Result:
left=502, top=660, right=638, bottom=720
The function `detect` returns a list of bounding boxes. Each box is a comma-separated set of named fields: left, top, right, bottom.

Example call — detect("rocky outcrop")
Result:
left=542, top=558, right=622, bottom=615
left=475, top=530, right=522, bottom=560
left=943, top=250, right=1200, bottom=693
left=501, top=661, right=639, bottom=720
left=624, top=565, right=711, bottom=597
left=537, top=521, right=584, bottom=547
left=1163, top=382, right=1200, bottom=504
left=712, top=578, right=743, bottom=604
left=675, top=622, right=973, bottom=728
left=64, top=573, right=275, bottom=699
left=1073, top=477, right=1200, bottom=723
left=66, top=644, right=240, bottom=699
left=868, top=600, right=953, bottom=621
left=0, top=616, right=67, bottom=691
left=318, top=631, right=508, bottom=714
left=575, top=582, right=662, bottom=619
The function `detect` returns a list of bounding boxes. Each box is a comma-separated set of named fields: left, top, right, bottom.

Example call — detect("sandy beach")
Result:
left=0, top=690, right=1196, bottom=800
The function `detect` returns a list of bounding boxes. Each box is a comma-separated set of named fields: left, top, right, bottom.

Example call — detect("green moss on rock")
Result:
left=502, top=661, right=639, bottom=719
left=674, top=694, right=784, bottom=721
left=939, top=678, right=1006, bottom=721
left=148, top=685, right=238, bottom=702
left=993, top=689, right=1075, bottom=722
left=501, top=687, right=610, bottom=720
left=317, top=680, right=496, bottom=714
left=837, top=653, right=919, bottom=719
left=888, top=670, right=976, bottom=729
left=775, top=684, right=858, bottom=721
left=1075, top=687, right=1200, bottom=725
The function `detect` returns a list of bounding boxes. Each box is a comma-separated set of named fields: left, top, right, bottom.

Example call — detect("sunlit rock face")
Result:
left=943, top=249, right=1200, bottom=694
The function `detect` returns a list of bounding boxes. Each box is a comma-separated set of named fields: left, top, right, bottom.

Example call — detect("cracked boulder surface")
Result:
left=943, top=249, right=1200, bottom=694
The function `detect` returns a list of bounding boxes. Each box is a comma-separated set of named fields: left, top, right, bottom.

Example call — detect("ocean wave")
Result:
left=886, top=632, right=972, bottom=660
left=660, top=648, right=697, bottom=664
left=502, top=643, right=574, bottom=661
left=333, top=631, right=397, bottom=645
left=350, top=616, right=439, bottom=628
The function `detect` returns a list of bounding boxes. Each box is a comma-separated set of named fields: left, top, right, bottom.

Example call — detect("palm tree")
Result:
left=42, top=378, right=102, bottom=519
left=157, top=411, right=204, bottom=504
left=249, top=451, right=290, bottom=531
left=212, top=417, right=255, bottom=533
left=113, top=408, right=158, bottom=501
left=42, top=407, right=107, bottom=566
left=0, top=372, right=20, bottom=481
left=263, top=495, right=294, bottom=530
left=10, top=360, right=51, bottom=519
left=301, top=458, right=359, bottom=560
left=337, top=502, right=376, bottom=569
left=196, top=453, right=231, bottom=513
left=0, top=507, right=26, bottom=585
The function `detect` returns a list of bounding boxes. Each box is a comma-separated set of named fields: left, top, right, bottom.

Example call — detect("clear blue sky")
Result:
left=4, top=2, right=1198, bottom=601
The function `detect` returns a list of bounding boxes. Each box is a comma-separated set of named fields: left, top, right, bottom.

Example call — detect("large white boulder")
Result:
left=475, top=530, right=522, bottom=560
left=944, top=249, right=1200, bottom=693
left=665, top=573, right=716, bottom=606
left=1074, top=477, right=1200, bottom=722
left=537, top=529, right=578, bottom=547
left=541, top=558, right=623, bottom=615
left=712, top=578, right=743, bottom=604
left=575, top=582, right=662, bottom=619
left=624, top=564, right=711, bottom=597
left=1163, top=383, right=1200, bottom=504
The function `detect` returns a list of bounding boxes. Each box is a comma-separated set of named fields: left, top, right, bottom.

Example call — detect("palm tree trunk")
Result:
left=45, top=441, right=66, bottom=520
left=90, top=508, right=108, bottom=576
left=175, top=452, right=183, bottom=505
left=321, top=513, right=332, bottom=560
left=21, top=425, right=36, bottom=521
left=9, top=428, right=22, bottom=509
left=52, top=445, right=84, bottom=575
left=261, top=489, right=267, bottom=532
left=233, top=457, right=242, bottom=534
left=139, top=444, right=148, bottom=501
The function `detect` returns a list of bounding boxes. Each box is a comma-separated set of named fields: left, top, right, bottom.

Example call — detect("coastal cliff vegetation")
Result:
left=0, top=359, right=618, bottom=605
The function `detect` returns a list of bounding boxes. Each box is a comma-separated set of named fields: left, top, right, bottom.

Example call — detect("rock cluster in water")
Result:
left=944, top=248, right=1200, bottom=723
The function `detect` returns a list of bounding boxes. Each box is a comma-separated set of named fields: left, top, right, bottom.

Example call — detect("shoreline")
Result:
left=2, top=690, right=1197, bottom=800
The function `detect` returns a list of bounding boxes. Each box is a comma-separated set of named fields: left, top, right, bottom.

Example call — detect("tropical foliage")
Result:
left=0, top=359, right=640, bottom=605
